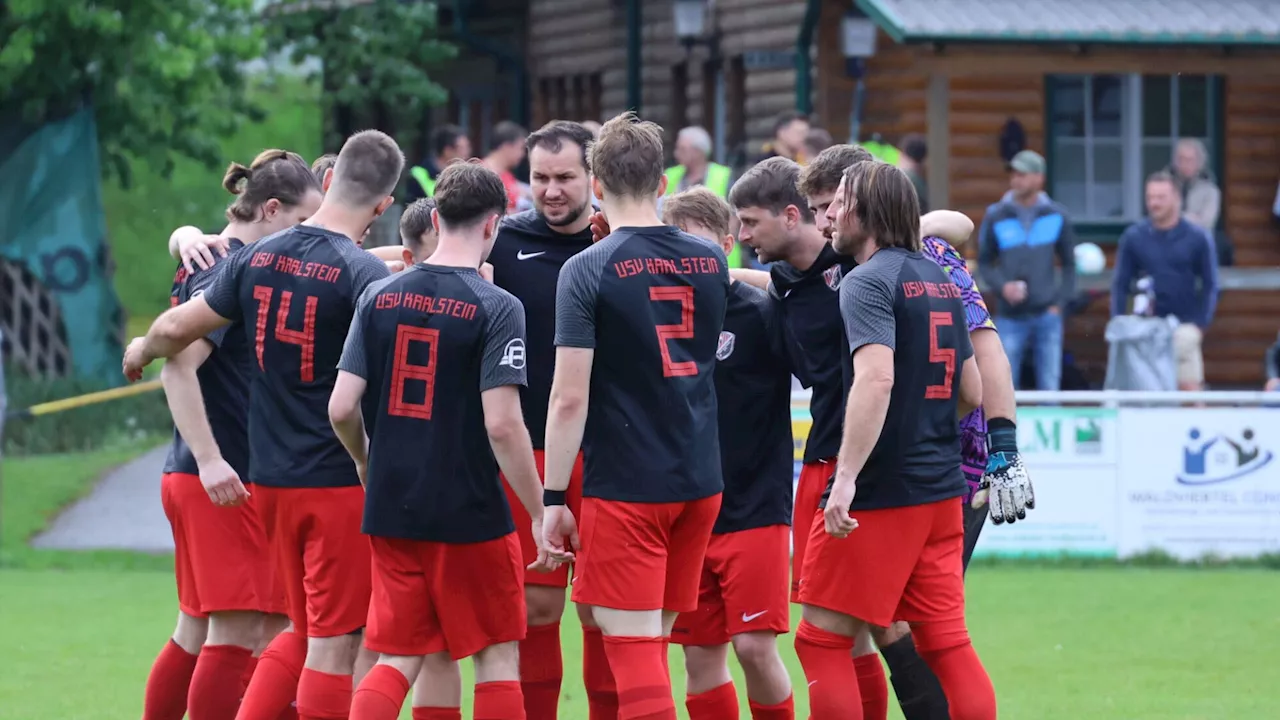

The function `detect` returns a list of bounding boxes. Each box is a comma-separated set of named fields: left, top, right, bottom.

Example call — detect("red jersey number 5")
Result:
left=924, top=311, right=956, bottom=400
left=650, top=285, right=698, bottom=378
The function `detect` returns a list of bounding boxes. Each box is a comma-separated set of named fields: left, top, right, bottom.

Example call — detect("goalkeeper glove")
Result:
left=981, top=418, right=1035, bottom=524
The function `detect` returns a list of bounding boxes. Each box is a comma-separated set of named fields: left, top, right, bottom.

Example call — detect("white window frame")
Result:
left=1048, top=73, right=1216, bottom=224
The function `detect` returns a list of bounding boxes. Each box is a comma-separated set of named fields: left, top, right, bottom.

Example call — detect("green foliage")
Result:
left=4, top=368, right=171, bottom=455
left=104, top=77, right=323, bottom=320
left=269, top=0, right=456, bottom=148
left=0, top=0, right=268, bottom=187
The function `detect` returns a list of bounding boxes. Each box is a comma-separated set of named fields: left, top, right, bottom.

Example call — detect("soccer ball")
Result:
left=1074, top=242, right=1106, bottom=275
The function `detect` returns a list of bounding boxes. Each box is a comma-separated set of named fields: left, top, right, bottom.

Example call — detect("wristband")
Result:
left=543, top=489, right=567, bottom=506
left=987, top=417, right=1018, bottom=454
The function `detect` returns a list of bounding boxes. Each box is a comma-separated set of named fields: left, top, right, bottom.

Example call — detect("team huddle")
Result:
left=123, top=112, right=1035, bottom=720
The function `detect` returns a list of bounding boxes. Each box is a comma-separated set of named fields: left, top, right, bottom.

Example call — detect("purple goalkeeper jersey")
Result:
left=922, top=236, right=996, bottom=500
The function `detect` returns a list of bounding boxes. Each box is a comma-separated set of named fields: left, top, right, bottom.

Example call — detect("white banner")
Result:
left=1117, top=408, right=1280, bottom=559
left=974, top=407, right=1120, bottom=557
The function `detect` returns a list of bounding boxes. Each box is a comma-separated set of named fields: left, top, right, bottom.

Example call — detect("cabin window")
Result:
left=1046, top=73, right=1221, bottom=225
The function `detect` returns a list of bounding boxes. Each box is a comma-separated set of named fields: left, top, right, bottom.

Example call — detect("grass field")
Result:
left=3, top=448, right=1279, bottom=719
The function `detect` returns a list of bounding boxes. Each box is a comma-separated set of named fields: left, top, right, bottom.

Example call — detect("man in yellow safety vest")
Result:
left=406, top=124, right=472, bottom=202
left=664, top=125, right=741, bottom=266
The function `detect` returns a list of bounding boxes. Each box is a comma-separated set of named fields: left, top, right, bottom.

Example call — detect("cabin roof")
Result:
left=856, top=0, right=1280, bottom=45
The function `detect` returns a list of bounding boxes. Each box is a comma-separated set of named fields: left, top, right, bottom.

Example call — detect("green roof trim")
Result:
left=855, top=0, right=1280, bottom=46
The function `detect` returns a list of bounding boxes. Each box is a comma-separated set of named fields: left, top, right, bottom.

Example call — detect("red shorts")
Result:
left=366, top=533, right=526, bottom=660
left=161, top=472, right=273, bottom=617
left=671, top=524, right=791, bottom=646
left=246, top=490, right=289, bottom=617
left=791, top=458, right=834, bottom=603
left=571, top=494, right=721, bottom=612
left=799, top=497, right=967, bottom=628
left=501, top=449, right=583, bottom=588
left=254, top=485, right=372, bottom=637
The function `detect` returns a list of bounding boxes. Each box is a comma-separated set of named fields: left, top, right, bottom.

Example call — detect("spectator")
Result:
left=803, top=127, right=833, bottom=160
left=1265, top=332, right=1280, bottom=391
left=483, top=120, right=530, bottom=213
left=898, top=133, right=929, bottom=212
left=663, top=126, right=740, bottom=265
left=978, top=150, right=1077, bottom=391
left=406, top=125, right=471, bottom=202
left=749, top=110, right=810, bottom=165
left=1111, top=171, right=1220, bottom=392
left=1171, top=138, right=1221, bottom=232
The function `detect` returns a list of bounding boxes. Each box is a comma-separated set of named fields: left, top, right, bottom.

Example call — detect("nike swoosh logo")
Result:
left=742, top=610, right=768, bottom=623
left=517, top=250, right=546, bottom=260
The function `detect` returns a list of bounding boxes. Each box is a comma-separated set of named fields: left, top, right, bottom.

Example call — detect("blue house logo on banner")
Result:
left=1178, top=428, right=1274, bottom=485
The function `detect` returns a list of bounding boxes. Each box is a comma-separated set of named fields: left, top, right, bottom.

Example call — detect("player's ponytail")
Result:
left=224, top=148, right=322, bottom=223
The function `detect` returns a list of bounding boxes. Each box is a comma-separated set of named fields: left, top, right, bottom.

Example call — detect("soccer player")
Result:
left=662, top=189, right=796, bottom=720
left=732, top=153, right=981, bottom=720
left=542, top=112, right=730, bottom=720
left=398, top=198, right=438, bottom=258
left=799, top=144, right=1031, bottom=718
left=143, top=150, right=323, bottom=720
left=124, top=130, right=403, bottom=720
left=330, top=161, right=551, bottom=720
left=796, top=160, right=995, bottom=720
left=312, top=154, right=338, bottom=185
left=485, top=119, right=595, bottom=720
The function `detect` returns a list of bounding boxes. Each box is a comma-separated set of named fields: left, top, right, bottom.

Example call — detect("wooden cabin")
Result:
left=814, top=0, right=1280, bottom=388
left=428, top=0, right=1279, bottom=387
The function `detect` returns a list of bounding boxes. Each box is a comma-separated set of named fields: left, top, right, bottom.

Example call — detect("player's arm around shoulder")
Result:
left=123, top=259, right=240, bottom=381
left=956, top=328, right=982, bottom=419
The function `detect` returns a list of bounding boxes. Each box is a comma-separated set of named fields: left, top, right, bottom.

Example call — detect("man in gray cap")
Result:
left=977, top=149, right=1077, bottom=391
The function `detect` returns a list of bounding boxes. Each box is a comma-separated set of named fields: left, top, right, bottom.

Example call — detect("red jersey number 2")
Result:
left=650, top=285, right=698, bottom=378
left=252, top=285, right=318, bottom=382
left=924, top=311, right=956, bottom=400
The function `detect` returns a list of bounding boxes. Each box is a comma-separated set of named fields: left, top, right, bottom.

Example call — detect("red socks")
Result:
left=412, top=708, right=462, bottom=720
left=918, top=644, right=997, bottom=720
left=582, top=627, right=619, bottom=720
left=602, top=636, right=677, bottom=720
left=474, top=680, right=526, bottom=720
left=142, top=639, right=199, bottom=720
left=351, top=664, right=411, bottom=720
left=520, top=622, right=563, bottom=720
left=794, top=620, right=859, bottom=720
left=296, top=668, right=353, bottom=720
left=749, top=694, right=795, bottom=719
left=686, top=681, right=739, bottom=720
left=854, top=654, right=889, bottom=720
left=238, top=630, right=306, bottom=720
left=242, top=656, right=260, bottom=695
left=190, top=644, right=255, bottom=720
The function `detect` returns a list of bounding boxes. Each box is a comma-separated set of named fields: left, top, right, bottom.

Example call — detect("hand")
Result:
left=199, top=457, right=249, bottom=507
left=822, top=476, right=860, bottom=538
left=384, top=260, right=407, bottom=274
left=1266, top=378, right=1280, bottom=392
left=122, top=337, right=154, bottom=382
left=982, top=451, right=1035, bottom=524
left=179, top=234, right=229, bottom=273
left=1047, top=305, right=1060, bottom=315
left=479, top=262, right=494, bottom=283
left=589, top=211, right=611, bottom=243
left=541, top=504, right=580, bottom=563
left=526, top=513, right=561, bottom=573
left=1001, top=282, right=1027, bottom=305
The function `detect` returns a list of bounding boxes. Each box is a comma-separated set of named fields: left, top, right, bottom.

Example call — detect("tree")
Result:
left=0, top=0, right=268, bottom=187
left=268, top=0, right=456, bottom=154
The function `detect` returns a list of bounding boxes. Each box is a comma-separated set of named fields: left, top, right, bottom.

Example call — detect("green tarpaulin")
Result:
left=0, top=107, right=124, bottom=385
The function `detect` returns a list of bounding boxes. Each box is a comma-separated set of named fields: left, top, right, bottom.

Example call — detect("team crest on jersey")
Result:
left=716, top=331, right=736, bottom=361
left=823, top=265, right=844, bottom=290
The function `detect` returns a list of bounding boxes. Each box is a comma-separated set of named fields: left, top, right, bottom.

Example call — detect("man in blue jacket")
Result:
left=978, top=150, right=1076, bottom=390
left=1111, top=170, right=1220, bottom=391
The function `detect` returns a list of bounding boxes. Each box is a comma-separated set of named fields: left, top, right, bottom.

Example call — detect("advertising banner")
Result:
left=1117, top=408, right=1280, bottom=559
left=973, top=407, right=1120, bottom=557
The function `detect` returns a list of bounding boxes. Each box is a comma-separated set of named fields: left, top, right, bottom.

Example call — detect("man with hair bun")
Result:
left=126, top=129, right=404, bottom=720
